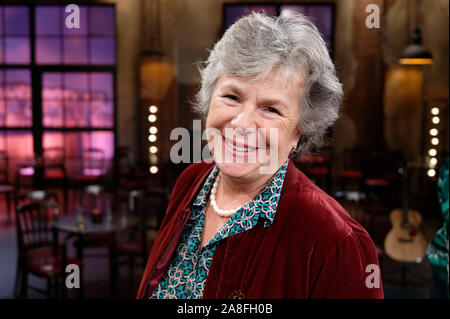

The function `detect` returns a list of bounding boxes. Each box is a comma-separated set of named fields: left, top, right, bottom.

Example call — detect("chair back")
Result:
left=83, top=184, right=105, bottom=211
left=82, top=148, right=105, bottom=177
left=117, top=146, right=133, bottom=175
left=15, top=200, right=60, bottom=256
left=127, top=187, right=169, bottom=257
left=132, top=187, right=170, bottom=229
left=43, top=147, right=65, bottom=169
left=15, top=190, right=59, bottom=207
left=0, top=150, right=9, bottom=184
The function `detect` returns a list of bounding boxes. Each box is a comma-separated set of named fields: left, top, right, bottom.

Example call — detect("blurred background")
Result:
left=0, top=0, right=448, bottom=299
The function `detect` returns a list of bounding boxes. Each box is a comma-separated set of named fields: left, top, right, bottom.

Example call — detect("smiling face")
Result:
left=205, top=67, right=304, bottom=181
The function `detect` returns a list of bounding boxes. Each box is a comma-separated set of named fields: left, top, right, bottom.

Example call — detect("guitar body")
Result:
left=384, top=209, right=427, bottom=263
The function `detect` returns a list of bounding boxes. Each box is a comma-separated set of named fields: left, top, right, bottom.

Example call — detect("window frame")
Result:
left=0, top=1, right=117, bottom=182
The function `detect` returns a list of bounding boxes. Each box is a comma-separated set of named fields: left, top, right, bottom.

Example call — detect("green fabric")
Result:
left=426, top=157, right=449, bottom=298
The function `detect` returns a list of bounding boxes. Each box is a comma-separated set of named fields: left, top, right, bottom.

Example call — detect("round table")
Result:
left=53, top=211, right=139, bottom=298
left=54, top=212, right=138, bottom=235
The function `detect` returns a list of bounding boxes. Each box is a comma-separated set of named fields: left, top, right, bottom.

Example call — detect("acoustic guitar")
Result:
left=384, top=163, right=427, bottom=263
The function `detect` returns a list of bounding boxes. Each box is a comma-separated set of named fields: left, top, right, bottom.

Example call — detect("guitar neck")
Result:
left=402, top=164, right=410, bottom=228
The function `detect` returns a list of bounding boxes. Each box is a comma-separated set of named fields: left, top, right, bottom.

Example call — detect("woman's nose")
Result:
left=230, top=104, right=256, bottom=133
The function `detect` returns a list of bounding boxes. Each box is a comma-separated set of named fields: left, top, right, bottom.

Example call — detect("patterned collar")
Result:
left=192, top=159, right=289, bottom=227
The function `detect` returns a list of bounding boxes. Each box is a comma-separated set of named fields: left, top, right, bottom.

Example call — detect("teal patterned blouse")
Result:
left=150, top=160, right=289, bottom=299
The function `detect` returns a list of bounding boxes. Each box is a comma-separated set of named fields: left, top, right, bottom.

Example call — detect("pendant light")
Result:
left=398, top=0, right=433, bottom=65
left=398, top=27, right=433, bottom=65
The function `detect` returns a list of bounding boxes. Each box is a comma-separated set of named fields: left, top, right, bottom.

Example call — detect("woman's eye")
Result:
left=265, top=107, right=280, bottom=115
left=224, top=95, right=239, bottom=102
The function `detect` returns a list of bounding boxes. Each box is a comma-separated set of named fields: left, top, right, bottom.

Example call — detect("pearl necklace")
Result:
left=209, top=173, right=239, bottom=217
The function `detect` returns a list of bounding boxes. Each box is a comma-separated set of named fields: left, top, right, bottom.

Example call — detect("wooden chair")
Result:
left=0, top=151, right=15, bottom=224
left=110, top=187, right=170, bottom=297
left=72, top=148, right=106, bottom=204
left=115, top=146, right=147, bottom=207
left=42, top=147, right=69, bottom=215
left=15, top=197, right=81, bottom=298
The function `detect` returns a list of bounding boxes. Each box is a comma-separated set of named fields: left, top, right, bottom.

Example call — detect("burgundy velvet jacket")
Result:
left=137, top=159, right=384, bottom=299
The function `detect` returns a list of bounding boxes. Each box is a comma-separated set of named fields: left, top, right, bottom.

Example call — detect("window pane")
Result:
left=6, top=99, right=32, bottom=126
left=4, top=6, right=29, bottom=35
left=89, top=37, right=115, bottom=64
left=90, top=73, right=113, bottom=100
left=43, top=72, right=63, bottom=100
left=43, top=131, right=63, bottom=149
left=280, top=5, right=308, bottom=16
left=0, top=99, right=5, bottom=126
left=44, top=131, right=114, bottom=177
left=36, top=37, right=62, bottom=64
left=90, top=131, right=114, bottom=159
left=90, top=6, right=115, bottom=36
left=63, top=37, right=88, bottom=64
left=90, top=73, right=114, bottom=127
left=91, top=100, right=113, bottom=127
left=7, top=131, right=33, bottom=158
left=0, top=131, right=33, bottom=182
left=308, top=6, right=333, bottom=38
left=3, top=69, right=31, bottom=127
left=0, top=7, right=3, bottom=35
left=0, top=70, right=4, bottom=126
left=224, top=5, right=276, bottom=29
left=35, top=6, right=61, bottom=35
left=5, top=37, right=30, bottom=64
left=62, top=72, right=89, bottom=127
left=6, top=69, right=31, bottom=99
left=63, top=6, right=88, bottom=36
left=64, top=72, right=88, bottom=100
left=42, top=100, right=63, bottom=127
left=43, top=72, right=63, bottom=127
left=64, top=101, right=89, bottom=127
left=0, top=41, right=3, bottom=63
left=280, top=5, right=333, bottom=52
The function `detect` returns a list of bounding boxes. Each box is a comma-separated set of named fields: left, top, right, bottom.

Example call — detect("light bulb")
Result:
left=432, top=116, right=440, bottom=124
left=149, top=126, right=158, bottom=134
left=150, top=166, right=158, bottom=174
left=150, top=146, right=158, bottom=154
left=430, top=157, right=438, bottom=167
left=431, top=107, right=439, bottom=115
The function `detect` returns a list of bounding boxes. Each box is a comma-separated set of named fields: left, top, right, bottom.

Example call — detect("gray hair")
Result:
left=193, top=12, right=343, bottom=157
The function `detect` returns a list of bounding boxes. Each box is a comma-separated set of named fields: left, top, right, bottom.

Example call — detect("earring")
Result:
left=289, top=147, right=297, bottom=157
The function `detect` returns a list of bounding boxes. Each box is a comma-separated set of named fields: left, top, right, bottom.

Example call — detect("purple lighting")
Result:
left=2, top=5, right=116, bottom=180
left=33, top=6, right=115, bottom=65
left=4, top=6, right=29, bottom=35
left=224, top=5, right=276, bottom=29
left=42, top=72, right=114, bottom=128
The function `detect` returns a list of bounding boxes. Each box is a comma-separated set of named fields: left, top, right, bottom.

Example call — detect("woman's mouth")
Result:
left=223, top=137, right=257, bottom=152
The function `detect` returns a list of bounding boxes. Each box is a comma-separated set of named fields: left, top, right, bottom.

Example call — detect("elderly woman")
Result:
left=137, top=12, right=383, bottom=299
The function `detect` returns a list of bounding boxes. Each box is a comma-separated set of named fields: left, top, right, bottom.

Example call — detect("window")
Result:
left=223, top=3, right=335, bottom=56
left=0, top=4, right=116, bottom=181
